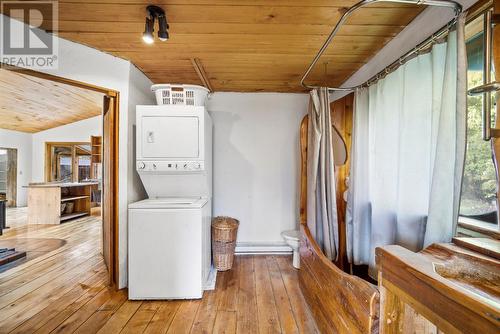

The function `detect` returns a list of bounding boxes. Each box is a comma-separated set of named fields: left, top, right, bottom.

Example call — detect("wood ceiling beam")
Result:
left=191, top=58, right=213, bottom=92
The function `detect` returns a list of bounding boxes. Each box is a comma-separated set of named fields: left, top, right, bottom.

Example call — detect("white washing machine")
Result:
left=128, top=197, right=212, bottom=299
left=129, top=102, right=214, bottom=300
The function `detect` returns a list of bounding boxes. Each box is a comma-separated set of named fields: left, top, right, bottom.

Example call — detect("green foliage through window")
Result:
left=460, top=72, right=497, bottom=219
left=459, top=13, right=498, bottom=224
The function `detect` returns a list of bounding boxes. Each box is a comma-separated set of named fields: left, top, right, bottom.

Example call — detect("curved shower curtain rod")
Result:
left=300, top=0, right=463, bottom=92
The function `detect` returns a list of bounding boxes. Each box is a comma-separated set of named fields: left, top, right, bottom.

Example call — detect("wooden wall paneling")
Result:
left=1, top=1, right=425, bottom=92
left=299, top=93, right=379, bottom=333
left=330, top=94, right=354, bottom=270
left=299, top=94, right=354, bottom=269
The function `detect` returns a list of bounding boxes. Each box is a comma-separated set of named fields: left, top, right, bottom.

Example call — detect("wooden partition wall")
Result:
left=298, top=94, right=380, bottom=334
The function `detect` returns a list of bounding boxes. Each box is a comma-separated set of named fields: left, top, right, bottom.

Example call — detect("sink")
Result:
left=433, top=255, right=500, bottom=304
left=377, top=241, right=500, bottom=332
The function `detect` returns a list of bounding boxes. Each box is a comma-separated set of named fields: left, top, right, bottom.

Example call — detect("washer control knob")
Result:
left=194, top=163, right=201, bottom=169
left=184, top=163, right=188, bottom=169
left=138, top=162, right=146, bottom=169
left=152, top=163, right=157, bottom=169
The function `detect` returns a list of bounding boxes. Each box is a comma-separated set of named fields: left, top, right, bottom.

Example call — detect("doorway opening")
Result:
left=0, top=65, right=119, bottom=287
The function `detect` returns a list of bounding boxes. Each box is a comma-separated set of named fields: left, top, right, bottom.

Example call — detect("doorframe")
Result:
left=2, top=64, right=120, bottom=288
left=0, top=147, right=17, bottom=207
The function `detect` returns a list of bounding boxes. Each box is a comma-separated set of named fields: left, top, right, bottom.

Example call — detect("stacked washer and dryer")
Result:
left=128, top=85, right=215, bottom=300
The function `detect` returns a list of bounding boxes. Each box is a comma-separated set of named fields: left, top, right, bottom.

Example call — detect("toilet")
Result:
left=281, top=230, right=301, bottom=269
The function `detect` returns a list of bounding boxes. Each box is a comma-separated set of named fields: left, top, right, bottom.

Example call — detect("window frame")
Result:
left=44, top=142, right=91, bottom=183
left=458, top=2, right=500, bottom=237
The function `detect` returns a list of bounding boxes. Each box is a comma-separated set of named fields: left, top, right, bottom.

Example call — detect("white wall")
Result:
left=123, top=65, right=154, bottom=283
left=127, top=65, right=153, bottom=204
left=0, top=14, right=154, bottom=288
left=31, top=116, right=101, bottom=182
left=0, top=129, right=32, bottom=206
left=207, top=93, right=308, bottom=249
left=0, top=116, right=102, bottom=205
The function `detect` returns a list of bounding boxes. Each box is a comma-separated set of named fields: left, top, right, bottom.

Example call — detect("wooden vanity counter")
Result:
left=26, top=182, right=98, bottom=224
left=376, top=238, right=500, bottom=333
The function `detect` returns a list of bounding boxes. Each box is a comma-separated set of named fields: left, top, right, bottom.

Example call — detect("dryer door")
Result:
left=141, top=115, right=200, bottom=159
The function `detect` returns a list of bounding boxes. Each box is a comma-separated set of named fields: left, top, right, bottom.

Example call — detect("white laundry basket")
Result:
left=151, top=84, right=209, bottom=106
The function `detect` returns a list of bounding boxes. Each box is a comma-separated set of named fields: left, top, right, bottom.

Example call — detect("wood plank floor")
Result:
left=0, top=208, right=318, bottom=333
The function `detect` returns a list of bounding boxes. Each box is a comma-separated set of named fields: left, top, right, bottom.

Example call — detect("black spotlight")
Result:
left=158, top=14, right=169, bottom=41
left=142, top=5, right=169, bottom=44
left=142, top=17, right=154, bottom=44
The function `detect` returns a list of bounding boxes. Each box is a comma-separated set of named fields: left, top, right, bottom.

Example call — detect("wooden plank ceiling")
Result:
left=0, top=69, right=103, bottom=133
left=4, top=0, right=425, bottom=92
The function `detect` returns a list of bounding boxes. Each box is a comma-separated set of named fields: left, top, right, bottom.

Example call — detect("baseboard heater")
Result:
left=235, top=242, right=292, bottom=255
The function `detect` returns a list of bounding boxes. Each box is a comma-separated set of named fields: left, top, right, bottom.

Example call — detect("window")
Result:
left=459, top=11, right=498, bottom=226
left=0, top=149, right=7, bottom=194
left=77, top=151, right=92, bottom=182
left=46, top=143, right=92, bottom=183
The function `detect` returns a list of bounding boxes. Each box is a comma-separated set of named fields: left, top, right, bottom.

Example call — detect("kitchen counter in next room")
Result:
left=26, top=182, right=99, bottom=224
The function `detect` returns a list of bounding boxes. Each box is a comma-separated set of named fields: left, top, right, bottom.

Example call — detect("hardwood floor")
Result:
left=0, top=208, right=318, bottom=333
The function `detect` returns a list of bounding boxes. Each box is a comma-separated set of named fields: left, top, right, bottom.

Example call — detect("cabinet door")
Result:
left=141, top=116, right=199, bottom=158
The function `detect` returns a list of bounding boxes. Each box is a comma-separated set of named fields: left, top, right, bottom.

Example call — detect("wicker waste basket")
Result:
left=212, top=216, right=239, bottom=271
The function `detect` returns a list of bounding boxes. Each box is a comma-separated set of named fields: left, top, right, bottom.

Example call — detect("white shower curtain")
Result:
left=307, top=88, right=339, bottom=261
left=346, top=14, right=467, bottom=271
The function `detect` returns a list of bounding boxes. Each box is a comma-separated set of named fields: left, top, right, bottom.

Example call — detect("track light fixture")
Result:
left=142, top=17, right=154, bottom=44
left=142, top=5, right=169, bottom=44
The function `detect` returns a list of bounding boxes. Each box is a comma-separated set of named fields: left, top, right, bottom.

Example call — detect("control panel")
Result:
left=137, top=160, right=205, bottom=172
